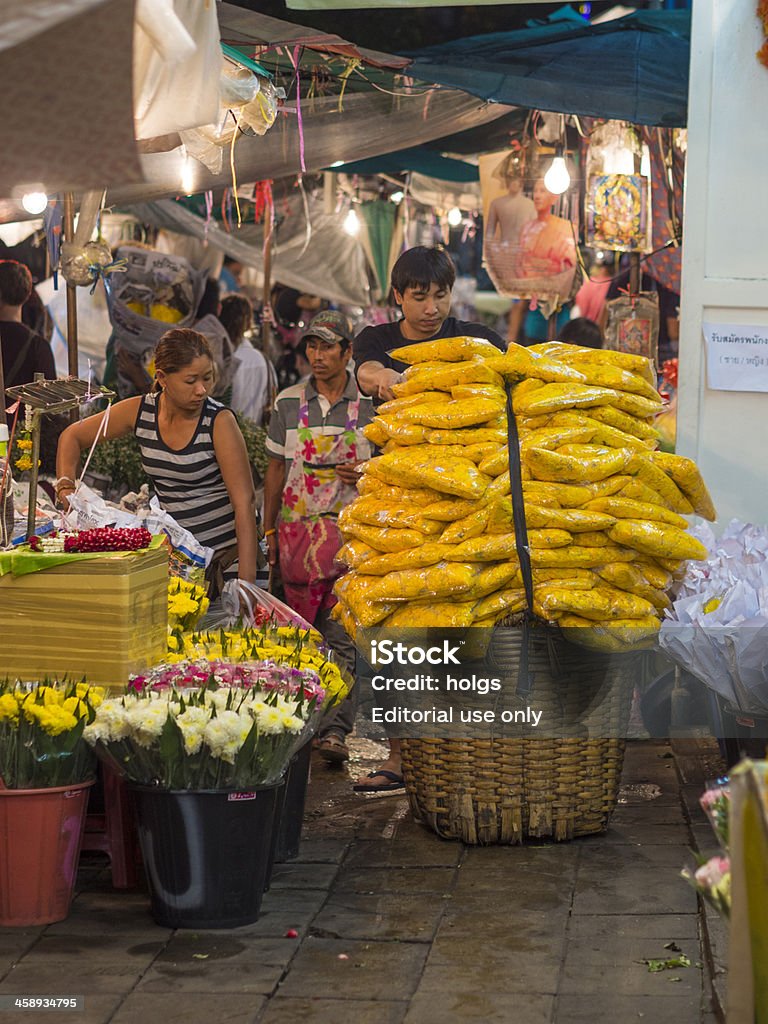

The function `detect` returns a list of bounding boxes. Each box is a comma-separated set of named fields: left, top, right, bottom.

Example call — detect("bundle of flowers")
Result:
left=0, top=680, right=105, bottom=788
left=167, top=624, right=351, bottom=710
left=168, top=578, right=210, bottom=633
left=681, top=778, right=731, bottom=919
left=128, top=658, right=326, bottom=707
left=28, top=527, right=153, bottom=553
left=84, top=679, right=316, bottom=789
left=682, top=854, right=731, bottom=919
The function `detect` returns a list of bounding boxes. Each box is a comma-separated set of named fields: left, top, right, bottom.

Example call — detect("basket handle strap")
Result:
left=505, top=383, right=535, bottom=696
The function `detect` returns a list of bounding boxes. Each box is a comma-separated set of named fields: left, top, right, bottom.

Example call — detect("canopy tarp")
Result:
left=401, top=9, right=691, bottom=127
left=330, top=147, right=479, bottom=182
left=126, top=197, right=372, bottom=307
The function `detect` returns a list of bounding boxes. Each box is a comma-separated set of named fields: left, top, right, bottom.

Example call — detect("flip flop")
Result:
left=352, top=769, right=405, bottom=793
left=316, top=733, right=350, bottom=765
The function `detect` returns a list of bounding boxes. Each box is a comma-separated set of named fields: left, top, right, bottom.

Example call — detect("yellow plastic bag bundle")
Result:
left=378, top=391, right=450, bottom=415
left=525, top=445, right=634, bottom=484
left=336, top=538, right=377, bottom=568
left=557, top=361, right=660, bottom=402
left=537, top=583, right=655, bottom=621
left=441, top=506, right=491, bottom=544
left=448, top=534, right=520, bottom=562
left=513, top=382, right=617, bottom=417
left=389, top=336, right=500, bottom=364
left=376, top=418, right=431, bottom=445
left=485, top=475, right=511, bottom=500
left=420, top=497, right=480, bottom=522
left=399, top=396, right=505, bottom=429
left=465, top=562, right=521, bottom=600
left=339, top=498, right=444, bottom=535
left=586, top=405, right=661, bottom=441
left=485, top=343, right=587, bottom=384
left=393, top=360, right=504, bottom=397
left=451, top=384, right=506, bottom=402
left=634, top=560, right=673, bottom=591
left=523, top=503, right=616, bottom=533
left=533, top=567, right=599, bottom=587
left=530, top=544, right=635, bottom=568
left=342, top=521, right=426, bottom=552
left=626, top=454, right=693, bottom=514
left=568, top=530, right=611, bottom=547
left=584, top=495, right=688, bottom=529
left=534, top=343, right=656, bottom=386
left=334, top=575, right=397, bottom=627
left=383, top=601, right=477, bottom=629
left=355, top=477, right=442, bottom=506
left=365, top=561, right=478, bottom=602
left=547, top=411, right=654, bottom=452
left=356, top=542, right=455, bottom=576
left=428, top=425, right=508, bottom=445
left=528, top=528, right=573, bottom=549
left=363, top=420, right=390, bottom=447
left=557, top=615, right=658, bottom=652
left=473, top=588, right=527, bottom=620
left=648, top=451, right=717, bottom=521
left=586, top=475, right=634, bottom=499
left=374, top=449, right=492, bottom=500
left=520, top=424, right=598, bottom=453
left=608, top=520, right=709, bottom=561
left=522, top=481, right=593, bottom=508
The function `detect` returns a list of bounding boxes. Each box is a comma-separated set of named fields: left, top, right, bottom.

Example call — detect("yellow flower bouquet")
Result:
left=0, top=680, right=105, bottom=788
left=168, top=578, right=210, bottom=634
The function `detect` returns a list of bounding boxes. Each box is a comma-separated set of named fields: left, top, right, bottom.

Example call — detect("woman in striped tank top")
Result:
left=56, top=329, right=259, bottom=595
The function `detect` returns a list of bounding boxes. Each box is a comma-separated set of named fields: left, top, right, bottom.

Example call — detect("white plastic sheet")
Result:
left=659, top=519, right=768, bottom=712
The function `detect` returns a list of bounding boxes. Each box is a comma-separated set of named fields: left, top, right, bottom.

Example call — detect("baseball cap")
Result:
left=300, top=310, right=354, bottom=346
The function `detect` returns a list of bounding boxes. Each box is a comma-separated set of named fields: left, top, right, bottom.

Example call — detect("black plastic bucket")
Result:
left=131, top=784, right=279, bottom=929
left=274, top=741, right=311, bottom=863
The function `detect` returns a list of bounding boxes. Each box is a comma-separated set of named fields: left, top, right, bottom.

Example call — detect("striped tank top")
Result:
left=134, top=393, right=237, bottom=553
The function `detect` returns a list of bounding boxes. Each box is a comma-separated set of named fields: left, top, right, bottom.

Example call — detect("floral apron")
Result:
left=278, top=388, right=360, bottom=624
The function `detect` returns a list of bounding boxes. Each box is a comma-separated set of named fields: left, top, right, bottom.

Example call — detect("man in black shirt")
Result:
left=354, top=246, right=505, bottom=402
left=351, top=247, right=504, bottom=792
left=0, top=261, right=55, bottom=427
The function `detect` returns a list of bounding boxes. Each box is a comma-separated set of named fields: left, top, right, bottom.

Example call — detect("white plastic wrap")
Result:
left=659, top=519, right=768, bottom=712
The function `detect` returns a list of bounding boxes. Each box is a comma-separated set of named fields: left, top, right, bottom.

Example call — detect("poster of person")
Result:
left=586, top=174, right=649, bottom=252
left=480, top=148, right=579, bottom=310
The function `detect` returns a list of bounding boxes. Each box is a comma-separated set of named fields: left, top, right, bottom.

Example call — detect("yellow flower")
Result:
left=15, top=454, right=32, bottom=472
left=16, top=438, right=33, bottom=451
left=0, top=693, right=19, bottom=723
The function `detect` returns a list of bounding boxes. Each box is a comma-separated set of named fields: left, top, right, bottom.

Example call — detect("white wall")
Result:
left=678, top=0, right=768, bottom=524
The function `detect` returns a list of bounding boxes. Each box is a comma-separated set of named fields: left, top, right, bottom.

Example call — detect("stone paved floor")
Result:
left=0, top=738, right=725, bottom=1023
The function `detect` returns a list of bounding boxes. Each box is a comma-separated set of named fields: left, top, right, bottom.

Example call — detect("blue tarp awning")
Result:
left=401, top=9, right=691, bottom=128
left=326, top=146, right=479, bottom=181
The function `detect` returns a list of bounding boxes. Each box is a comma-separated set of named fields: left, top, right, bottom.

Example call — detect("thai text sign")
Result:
left=703, top=322, right=768, bottom=392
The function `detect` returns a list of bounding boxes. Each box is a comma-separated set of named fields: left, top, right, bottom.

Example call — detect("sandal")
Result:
left=352, top=769, right=405, bottom=793
left=316, top=732, right=350, bottom=765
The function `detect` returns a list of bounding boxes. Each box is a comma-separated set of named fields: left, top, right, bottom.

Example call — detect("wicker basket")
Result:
left=400, top=624, right=636, bottom=844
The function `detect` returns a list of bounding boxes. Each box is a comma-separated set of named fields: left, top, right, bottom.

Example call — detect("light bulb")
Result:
left=180, top=155, right=195, bottom=195
left=390, top=190, right=404, bottom=204
left=640, top=144, right=651, bottom=179
left=21, top=192, right=48, bottom=215
left=447, top=206, right=462, bottom=227
left=343, top=208, right=360, bottom=236
left=543, top=156, right=570, bottom=196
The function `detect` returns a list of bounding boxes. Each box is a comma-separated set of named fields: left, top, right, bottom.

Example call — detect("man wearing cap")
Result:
left=263, top=310, right=374, bottom=764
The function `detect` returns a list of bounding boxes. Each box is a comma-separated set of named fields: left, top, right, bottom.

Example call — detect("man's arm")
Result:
left=356, top=360, right=401, bottom=402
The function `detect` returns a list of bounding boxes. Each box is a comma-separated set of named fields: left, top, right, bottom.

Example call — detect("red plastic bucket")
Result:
left=0, top=780, right=93, bottom=926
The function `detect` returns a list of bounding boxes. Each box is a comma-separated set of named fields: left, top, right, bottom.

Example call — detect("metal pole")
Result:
left=261, top=226, right=274, bottom=355
left=629, top=251, right=641, bottom=298
left=25, top=396, right=43, bottom=540
left=62, top=193, right=79, bottom=381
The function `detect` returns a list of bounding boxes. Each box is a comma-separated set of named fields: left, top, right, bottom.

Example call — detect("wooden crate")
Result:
left=0, top=547, right=168, bottom=686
